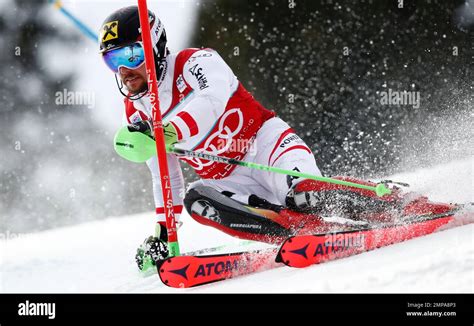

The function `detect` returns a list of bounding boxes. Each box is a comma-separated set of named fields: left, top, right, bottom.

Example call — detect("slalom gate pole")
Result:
left=138, top=0, right=180, bottom=256
left=49, top=0, right=98, bottom=42
left=167, top=145, right=391, bottom=197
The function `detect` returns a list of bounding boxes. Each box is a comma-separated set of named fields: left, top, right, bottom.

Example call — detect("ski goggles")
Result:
left=102, top=42, right=145, bottom=73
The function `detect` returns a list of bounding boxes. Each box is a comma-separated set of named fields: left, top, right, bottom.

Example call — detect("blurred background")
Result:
left=0, top=0, right=472, bottom=234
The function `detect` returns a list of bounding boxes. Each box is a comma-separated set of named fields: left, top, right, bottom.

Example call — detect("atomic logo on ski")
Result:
left=194, top=260, right=240, bottom=277
left=169, top=263, right=190, bottom=280
left=289, top=243, right=309, bottom=259
left=158, top=249, right=279, bottom=288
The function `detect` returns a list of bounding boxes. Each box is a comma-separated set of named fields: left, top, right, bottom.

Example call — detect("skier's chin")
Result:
left=126, top=80, right=147, bottom=94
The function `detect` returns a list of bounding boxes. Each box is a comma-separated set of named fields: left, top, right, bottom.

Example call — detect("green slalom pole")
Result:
left=167, top=145, right=392, bottom=197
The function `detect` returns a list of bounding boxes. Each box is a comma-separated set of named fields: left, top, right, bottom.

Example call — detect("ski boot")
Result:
left=135, top=223, right=169, bottom=275
left=285, top=177, right=405, bottom=224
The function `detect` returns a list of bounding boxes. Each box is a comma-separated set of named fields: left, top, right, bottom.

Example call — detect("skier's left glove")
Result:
left=162, top=122, right=179, bottom=146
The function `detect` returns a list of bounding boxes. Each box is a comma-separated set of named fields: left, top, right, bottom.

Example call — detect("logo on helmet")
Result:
left=100, top=21, right=119, bottom=42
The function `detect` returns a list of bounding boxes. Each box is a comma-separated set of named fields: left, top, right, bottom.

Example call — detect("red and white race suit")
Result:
left=123, top=48, right=321, bottom=222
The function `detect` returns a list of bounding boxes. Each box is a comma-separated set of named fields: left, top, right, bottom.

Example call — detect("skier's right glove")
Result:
left=135, top=236, right=169, bottom=274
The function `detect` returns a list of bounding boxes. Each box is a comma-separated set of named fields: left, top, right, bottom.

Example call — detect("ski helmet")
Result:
left=99, top=6, right=168, bottom=97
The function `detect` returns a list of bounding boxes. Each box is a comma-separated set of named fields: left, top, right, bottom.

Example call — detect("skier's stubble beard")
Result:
left=119, top=64, right=148, bottom=95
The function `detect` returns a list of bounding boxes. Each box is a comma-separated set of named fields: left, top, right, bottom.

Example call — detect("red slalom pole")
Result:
left=137, top=0, right=180, bottom=256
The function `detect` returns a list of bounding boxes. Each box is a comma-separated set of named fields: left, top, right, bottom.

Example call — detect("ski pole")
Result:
left=138, top=0, right=180, bottom=256
left=167, top=145, right=392, bottom=197
left=49, top=0, right=98, bottom=43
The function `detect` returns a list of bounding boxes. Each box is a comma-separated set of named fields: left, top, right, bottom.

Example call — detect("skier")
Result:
left=99, top=6, right=404, bottom=271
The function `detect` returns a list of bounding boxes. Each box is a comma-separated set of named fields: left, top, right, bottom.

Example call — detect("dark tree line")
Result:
left=190, top=0, right=472, bottom=177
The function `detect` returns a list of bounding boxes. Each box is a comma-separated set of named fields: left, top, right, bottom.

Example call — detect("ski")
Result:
left=140, top=240, right=263, bottom=278
left=158, top=204, right=472, bottom=288
left=183, top=240, right=260, bottom=256
left=157, top=248, right=279, bottom=288
left=278, top=206, right=472, bottom=268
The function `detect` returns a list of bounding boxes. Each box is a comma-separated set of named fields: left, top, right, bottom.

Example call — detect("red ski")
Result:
left=158, top=204, right=472, bottom=288
left=278, top=206, right=473, bottom=268
left=158, top=248, right=279, bottom=288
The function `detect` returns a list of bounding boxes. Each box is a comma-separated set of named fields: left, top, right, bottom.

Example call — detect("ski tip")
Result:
left=277, top=235, right=316, bottom=268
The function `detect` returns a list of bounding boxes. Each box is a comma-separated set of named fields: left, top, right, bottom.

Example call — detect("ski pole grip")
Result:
left=375, top=183, right=392, bottom=197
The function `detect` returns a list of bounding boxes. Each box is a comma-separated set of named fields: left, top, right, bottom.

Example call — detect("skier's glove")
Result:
left=127, top=120, right=153, bottom=136
left=162, top=122, right=179, bottom=146
left=127, top=120, right=179, bottom=146
left=135, top=236, right=169, bottom=272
